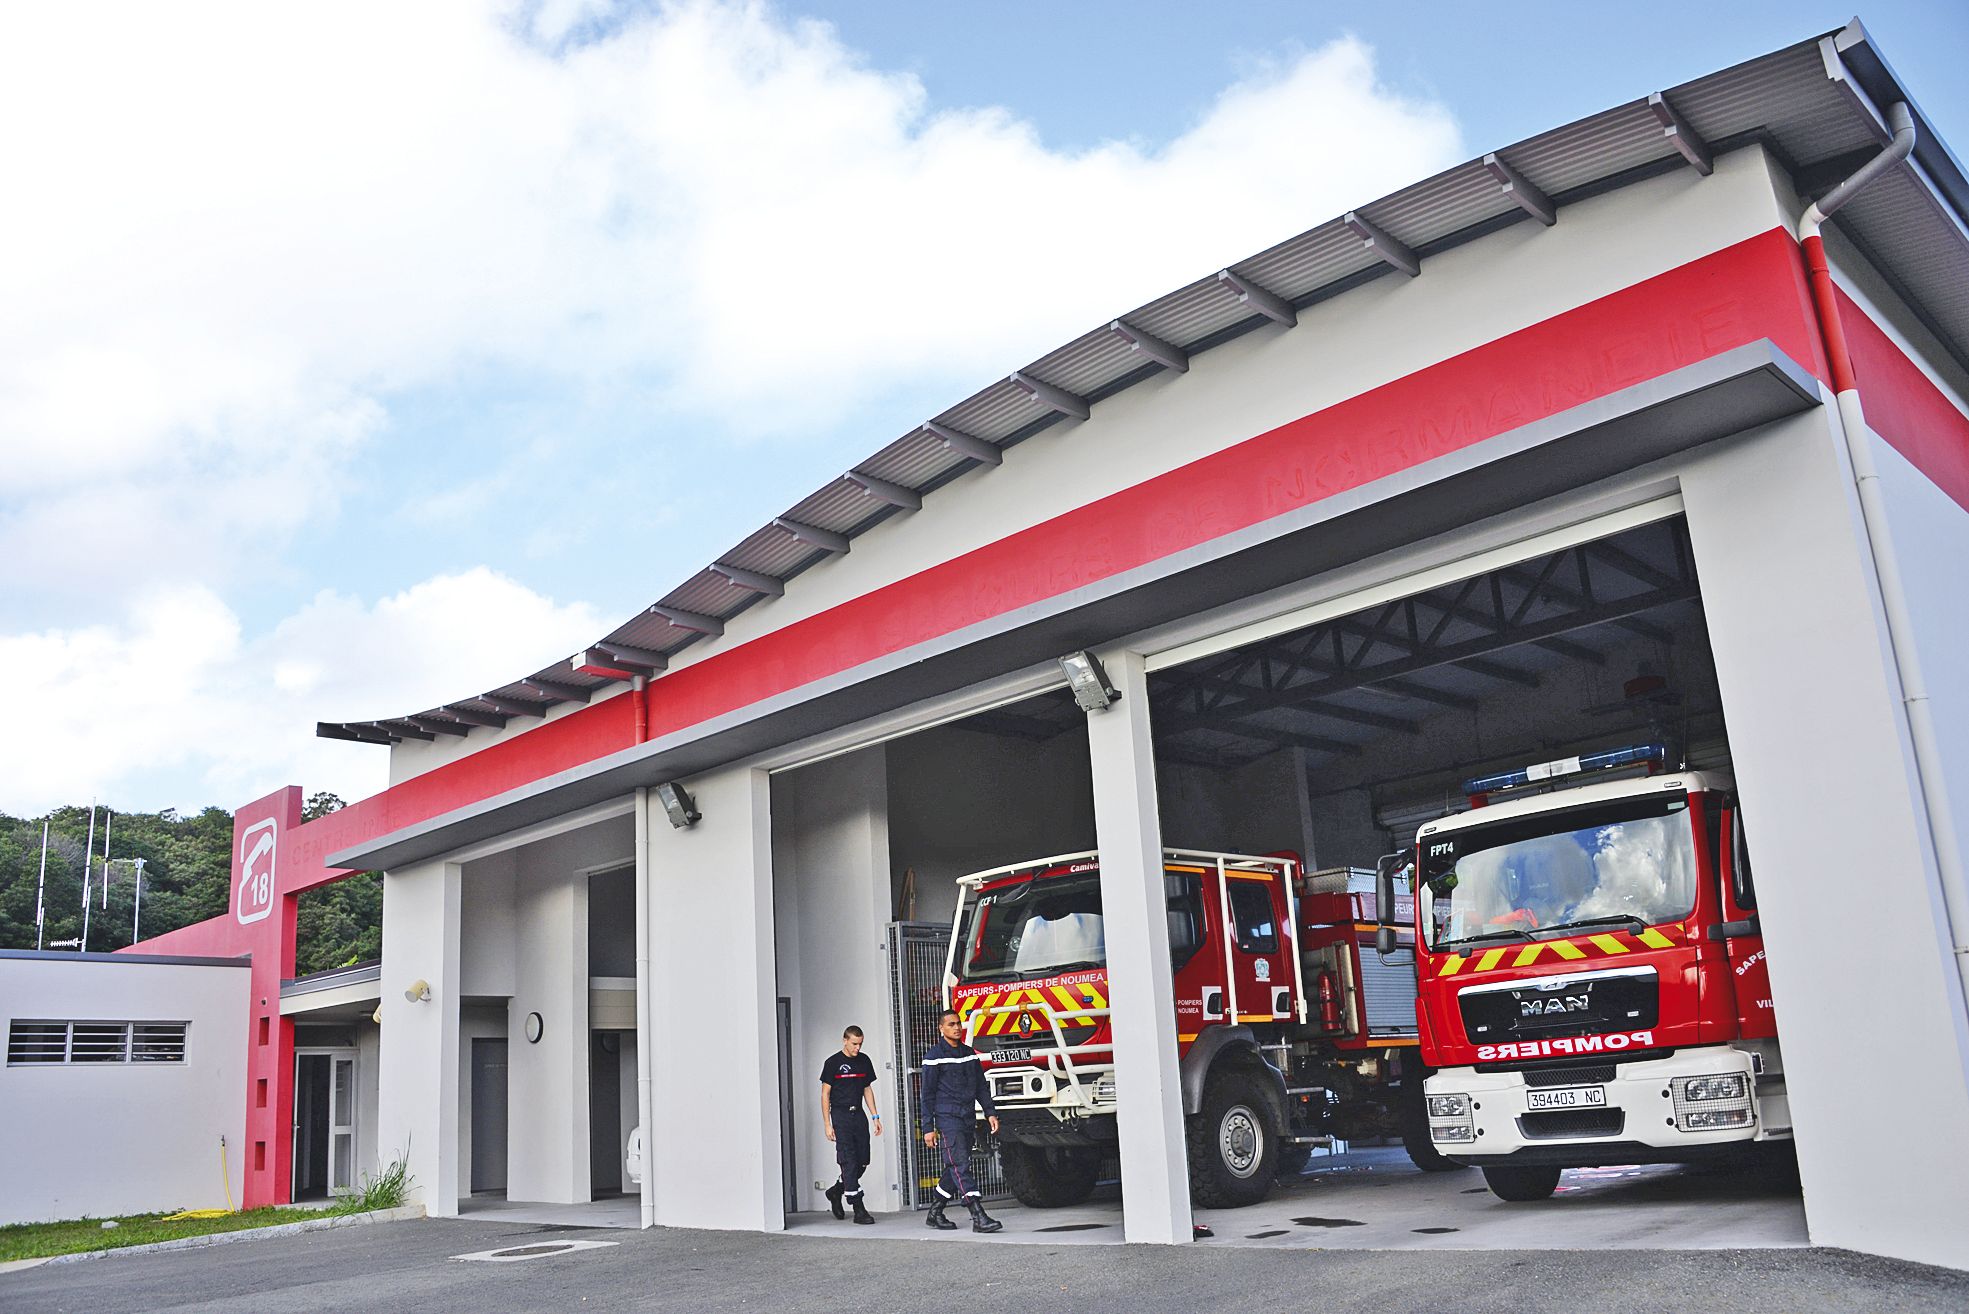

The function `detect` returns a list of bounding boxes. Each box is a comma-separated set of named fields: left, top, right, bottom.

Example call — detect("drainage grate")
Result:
left=453, top=1239, right=620, bottom=1263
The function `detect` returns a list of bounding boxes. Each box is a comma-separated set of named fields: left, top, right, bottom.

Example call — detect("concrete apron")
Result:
left=780, top=1148, right=1808, bottom=1250
left=456, top=1195, right=642, bottom=1229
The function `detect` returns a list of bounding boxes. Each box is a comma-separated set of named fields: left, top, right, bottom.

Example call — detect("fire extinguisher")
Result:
left=1317, top=969, right=1342, bottom=1034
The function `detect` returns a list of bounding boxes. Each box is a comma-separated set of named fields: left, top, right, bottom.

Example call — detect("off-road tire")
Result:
left=1185, top=1069, right=1280, bottom=1208
left=1402, top=1127, right=1461, bottom=1173
left=1483, top=1164, right=1562, bottom=1201
left=1000, top=1142, right=1100, bottom=1208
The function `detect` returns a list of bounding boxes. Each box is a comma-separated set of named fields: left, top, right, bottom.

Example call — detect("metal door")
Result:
left=471, top=1038, right=509, bottom=1193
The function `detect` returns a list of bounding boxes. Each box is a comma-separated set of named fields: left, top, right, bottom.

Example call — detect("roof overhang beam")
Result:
left=377, top=720, right=435, bottom=741
left=844, top=471, right=922, bottom=511
left=478, top=694, right=551, bottom=718
left=1010, top=370, right=1091, bottom=421
left=711, top=562, right=786, bottom=596
left=651, top=604, right=725, bottom=637
left=1343, top=210, right=1420, bottom=277
left=409, top=715, right=471, bottom=737
left=1482, top=152, right=1557, bottom=226
left=1109, top=320, right=1189, bottom=373
left=1215, top=269, right=1297, bottom=327
left=1648, top=92, right=1714, bottom=175
left=441, top=705, right=509, bottom=728
left=924, top=421, right=1002, bottom=466
left=773, top=517, right=851, bottom=555
left=318, top=722, right=393, bottom=744
left=522, top=677, right=592, bottom=705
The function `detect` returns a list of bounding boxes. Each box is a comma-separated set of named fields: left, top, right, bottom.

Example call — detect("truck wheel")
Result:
left=1482, top=1165, right=1562, bottom=1201
left=1402, top=1127, right=1461, bottom=1173
left=1186, top=1070, right=1280, bottom=1208
left=1000, top=1143, right=1100, bottom=1208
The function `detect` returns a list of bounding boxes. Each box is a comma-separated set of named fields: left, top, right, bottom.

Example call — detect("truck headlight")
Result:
left=1429, top=1123, right=1474, bottom=1142
left=1427, top=1094, right=1470, bottom=1118
left=1678, top=1074, right=1748, bottom=1102
left=1092, top=1076, right=1117, bottom=1105
left=1681, top=1108, right=1753, bottom=1130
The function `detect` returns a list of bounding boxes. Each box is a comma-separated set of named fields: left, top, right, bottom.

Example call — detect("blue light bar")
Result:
left=1462, top=743, right=1666, bottom=796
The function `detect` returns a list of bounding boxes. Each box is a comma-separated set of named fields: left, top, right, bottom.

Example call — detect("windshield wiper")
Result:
left=1440, top=926, right=1534, bottom=950
left=1532, top=914, right=1648, bottom=941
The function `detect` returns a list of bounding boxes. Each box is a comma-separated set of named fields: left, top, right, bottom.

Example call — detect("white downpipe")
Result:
left=634, top=786, right=656, bottom=1229
left=1799, top=101, right=1969, bottom=1017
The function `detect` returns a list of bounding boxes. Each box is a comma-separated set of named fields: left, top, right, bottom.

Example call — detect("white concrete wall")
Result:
left=506, top=867, right=590, bottom=1204
left=0, top=955, right=249, bottom=1225
left=459, top=854, right=517, bottom=999
left=384, top=147, right=1798, bottom=788
left=378, top=859, right=462, bottom=1215
left=1681, top=407, right=1969, bottom=1269
left=771, top=745, right=897, bottom=1212
left=647, top=763, right=782, bottom=1231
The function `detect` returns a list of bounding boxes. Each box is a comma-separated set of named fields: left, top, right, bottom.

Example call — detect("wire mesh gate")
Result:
left=888, top=921, right=1009, bottom=1208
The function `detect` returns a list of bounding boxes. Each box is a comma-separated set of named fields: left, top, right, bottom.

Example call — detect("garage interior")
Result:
left=774, top=511, right=1806, bottom=1244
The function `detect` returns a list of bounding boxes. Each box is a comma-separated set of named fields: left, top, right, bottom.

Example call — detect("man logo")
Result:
left=235, top=818, right=278, bottom=926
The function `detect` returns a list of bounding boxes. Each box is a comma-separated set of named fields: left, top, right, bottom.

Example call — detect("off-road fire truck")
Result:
left=1375, top=744, right=1790, bottom=1201
left=941, top=847, right=1453, bottom=1209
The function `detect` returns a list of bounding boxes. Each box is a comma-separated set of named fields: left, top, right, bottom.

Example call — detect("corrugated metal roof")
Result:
left=326, top=20, right=1969, bottom=745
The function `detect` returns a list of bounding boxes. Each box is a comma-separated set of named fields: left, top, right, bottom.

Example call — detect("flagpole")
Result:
left=101, top=809, right=112, bottom=910
left=132, top=857, right=147, bottom=944
left=81, top=802, right=97, bottom=953
left=35, top=820, right=49, bottom=951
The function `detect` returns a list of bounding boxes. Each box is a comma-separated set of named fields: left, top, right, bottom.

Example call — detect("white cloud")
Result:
left=0, top=1, right=1459, bottom=596
left=0, top=570, right=603, bottom=814
left=0, top=1, right=1464, bottom=811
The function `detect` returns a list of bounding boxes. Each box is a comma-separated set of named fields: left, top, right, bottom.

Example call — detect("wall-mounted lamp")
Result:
left=1059, top=651, right=1119, bottom=713
left=656, top=781, right=701, bottom=829
left=404, top=978, right=431, bottom=1003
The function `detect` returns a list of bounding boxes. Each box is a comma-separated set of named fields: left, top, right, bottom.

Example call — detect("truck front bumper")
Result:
left=1423, top=1047, right=1786, bottom=1166
left=984, top=1063, right=1119, bottom=1144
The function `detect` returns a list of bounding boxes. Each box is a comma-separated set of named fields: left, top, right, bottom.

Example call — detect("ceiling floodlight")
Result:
left=1059, top=651, right=1119, bottom=713
left=656, top=781, right=701, bottom=829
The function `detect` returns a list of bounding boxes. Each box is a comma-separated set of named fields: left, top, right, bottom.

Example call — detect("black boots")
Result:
left=925, top=1199, right=959, bottom=1230
left=851, top=1195, right=875, bottom=1225
left=825, top=1181, right=845, bottom=1220
left=964, top=1197, right=1003, bottom=1233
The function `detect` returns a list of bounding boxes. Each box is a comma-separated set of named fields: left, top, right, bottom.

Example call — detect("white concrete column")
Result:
left=1085, top=649, right=1192, bottom=1244
left=1683, top=407, right=1969, bottom=1269
left=506, top=869, right=590, bottom=1204
left=378, top=859, right=462, bottom=1216
left=647, top=764, right=783, bottom=1231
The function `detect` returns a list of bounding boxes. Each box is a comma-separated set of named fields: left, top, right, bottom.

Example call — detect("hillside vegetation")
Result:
left=0, top=793, right=380, bottom=974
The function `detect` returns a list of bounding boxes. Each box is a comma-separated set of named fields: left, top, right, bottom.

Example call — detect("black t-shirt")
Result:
left=820, top=1050, right=877, bottom=1110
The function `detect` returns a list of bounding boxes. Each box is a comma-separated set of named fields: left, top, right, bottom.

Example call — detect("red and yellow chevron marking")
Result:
left=1435, top=923, right=1683, bottom=977
left=957, top=980, right=1108, bottom=1031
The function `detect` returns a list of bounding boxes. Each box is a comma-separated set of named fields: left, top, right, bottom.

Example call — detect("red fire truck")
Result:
left=942, top=847, right=1454, bottom=1209
left=1375, top=744, right=1791, bottom=1201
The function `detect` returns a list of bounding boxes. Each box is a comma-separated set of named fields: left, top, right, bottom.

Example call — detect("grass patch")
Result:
left=335, top=1153, right=412, bottom=1216
left=0, top=1206, right=331, bottom=1262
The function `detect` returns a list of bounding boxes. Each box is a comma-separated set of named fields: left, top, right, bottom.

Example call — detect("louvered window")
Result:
left=7, top=1020, right=189, bottom=1065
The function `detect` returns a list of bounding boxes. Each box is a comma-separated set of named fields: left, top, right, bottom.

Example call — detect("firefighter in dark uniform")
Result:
left=821, top=1025, right=881, bottom=1224
left=919, top=1008, right=1003, bottom=1233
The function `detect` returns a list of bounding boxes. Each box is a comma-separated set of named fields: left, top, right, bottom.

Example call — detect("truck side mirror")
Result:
left=1374, top=851, right=1402, bottom=956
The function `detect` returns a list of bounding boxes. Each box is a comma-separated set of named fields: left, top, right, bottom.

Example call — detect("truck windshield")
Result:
left=1419, top=792, right=1698, bottom=951
left=959, top=871, right=1105, bottom=982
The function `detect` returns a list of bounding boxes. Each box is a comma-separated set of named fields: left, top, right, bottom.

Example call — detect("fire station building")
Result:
left=129, top=19, right=1969, bottom=1271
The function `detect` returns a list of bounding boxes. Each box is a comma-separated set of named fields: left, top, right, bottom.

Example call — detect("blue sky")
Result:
left=1, top=2, right=1962, bottom=815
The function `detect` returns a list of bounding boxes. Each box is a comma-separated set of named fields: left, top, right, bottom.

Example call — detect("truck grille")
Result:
left=1517, top=1110, right=1625, bottom=1140
left=1522, top=1064, right=1617, bottom=1088
left=1458, top=966, right=1658, bottom=1044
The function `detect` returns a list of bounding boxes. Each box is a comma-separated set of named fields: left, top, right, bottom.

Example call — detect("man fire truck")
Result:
left=941, top=847, right=1454, bottom=1210
left=1376, top=744, right=1790, bottom=1201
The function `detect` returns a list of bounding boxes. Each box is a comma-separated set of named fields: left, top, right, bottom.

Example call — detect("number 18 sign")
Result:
left=235, top=817, right=278, bottom=925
